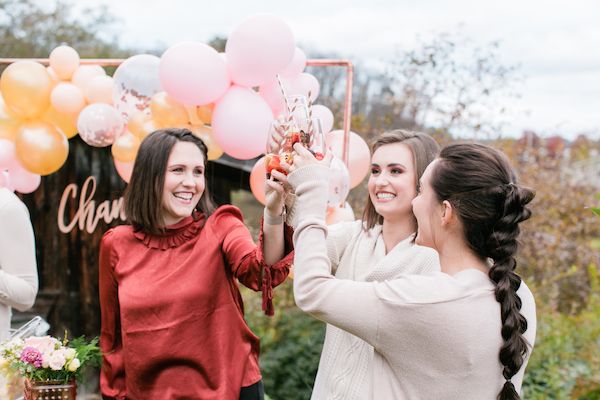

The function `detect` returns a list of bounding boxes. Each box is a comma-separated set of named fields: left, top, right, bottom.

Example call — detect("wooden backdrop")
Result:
left=15, top=136, right=253, bottom=337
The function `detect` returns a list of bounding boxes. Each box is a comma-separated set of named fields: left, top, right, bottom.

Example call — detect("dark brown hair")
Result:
left=362, top=130, right=440, bottom=230
left=430, top=143, right=535, bottom=400
left=124, top=128, right=216, bottom=234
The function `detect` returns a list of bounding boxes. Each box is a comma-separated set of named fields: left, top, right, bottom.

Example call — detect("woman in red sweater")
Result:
left=99, top=128, right=293, bottom=400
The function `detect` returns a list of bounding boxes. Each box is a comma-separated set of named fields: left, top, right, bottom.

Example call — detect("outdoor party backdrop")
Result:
left=1, top=1, right=599, bottom=399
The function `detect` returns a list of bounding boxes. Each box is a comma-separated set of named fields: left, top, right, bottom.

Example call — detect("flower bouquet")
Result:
left=0, top=334, right=101, bottom=400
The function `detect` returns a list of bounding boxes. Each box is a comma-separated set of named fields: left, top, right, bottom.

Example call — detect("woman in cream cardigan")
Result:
left=277, top=130, right=440, bottom=399
left=288, top=142, right=536, bottom=400
left=0, top=187, right=38, bottom=341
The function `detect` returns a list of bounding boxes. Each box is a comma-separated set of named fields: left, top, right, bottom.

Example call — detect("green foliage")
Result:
left=522, top=265, right=600, bottom=399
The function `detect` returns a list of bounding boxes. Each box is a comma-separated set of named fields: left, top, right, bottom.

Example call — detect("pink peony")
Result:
left=20, top=347, right=43, bottom=368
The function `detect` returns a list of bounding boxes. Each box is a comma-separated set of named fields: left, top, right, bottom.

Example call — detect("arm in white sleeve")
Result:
left=289, top=164, right=381, bottom=344
left=0, top=195, right=38, bottom=311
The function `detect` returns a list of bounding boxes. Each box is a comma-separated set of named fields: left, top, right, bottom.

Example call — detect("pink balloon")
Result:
left=212, top=86, right=274, bottom=160
left=49, top=45, right=80, bottom=80
left=77, top=103, right=125, bottom=147
left=249, top=156, right=267, bottom=205
left=51, top=83, right=86, bottom=114
left=327, top=130, right=371, bottom=188
left=9, top=163, right=41, bottom=194
left=160, top=42, right=230, bottom=106
left=0, top=170, right=9, bottom=189
left=312, top=105, right=334, bottom=134
left=290, top=73, right=320, bottom=102
left=114, top=159, right=134, bottom=183
left=328, top=157, right=350, bottom=206
left=279, top=47, right=307, bottom=78
left=258, top=76, right=292, bottom=117
left=226, top=14, right=295, bottom=87
left=0, top=139, right=17, bottom=169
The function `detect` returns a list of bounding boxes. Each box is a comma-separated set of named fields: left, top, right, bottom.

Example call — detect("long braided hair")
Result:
left=430, top=143, right=535, bottom=400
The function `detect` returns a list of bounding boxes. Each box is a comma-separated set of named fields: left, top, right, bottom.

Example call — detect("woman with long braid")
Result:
left=288, top=142, right=536, bottom=399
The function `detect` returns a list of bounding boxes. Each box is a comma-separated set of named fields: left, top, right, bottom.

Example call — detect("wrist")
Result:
left=264, top=207, right=284, bottom=225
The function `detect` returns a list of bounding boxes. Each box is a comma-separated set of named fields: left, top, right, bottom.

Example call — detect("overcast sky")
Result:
left=63, top=0, right=600, bottom=139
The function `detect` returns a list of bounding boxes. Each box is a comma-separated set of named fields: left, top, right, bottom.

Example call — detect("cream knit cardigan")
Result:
left=311, top=218, right=439, bottom=399
left=0, top=188, right=38, bottom=341
left=289, top=165, right=536, bottom=400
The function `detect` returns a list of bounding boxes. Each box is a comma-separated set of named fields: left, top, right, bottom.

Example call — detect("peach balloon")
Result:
left=327, top=130, right=371, bottom=188
left=84, top=75, right=114, bottom=104
left=0, top=94, right=21, bottom=141
left=190, top=125, right=223, bottom=160
left=49, top=45, right=80, bottom=80
left=111, top=131, right=140, bottom=162
left=114, top=159, right=134, bottom=183
left=8, top=163, right=40, bottom=194
left=15, top=121, right=69, bottom=176
left=0, top=61, right=52, bottom=119
left=51, top=82, right=86, bottom=115
left=150, top=92, right=188, bottom=128
left=249, top=156, right=267, bottom=205
left=71, top=65, right=106, bottom=92
left=196, top=104, right=214, bottom=125
left=46, top=67, right=60, bottom=86
left=127, top=111, right=157, bottom=140
left=43, top=106, right=78, bottom=139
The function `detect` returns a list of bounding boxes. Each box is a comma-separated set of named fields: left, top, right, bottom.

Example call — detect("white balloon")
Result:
left=113, top=54, right=162, bottom=120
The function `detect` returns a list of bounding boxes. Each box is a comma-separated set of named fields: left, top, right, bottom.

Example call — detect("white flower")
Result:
left=64, top=348, right=76, bottom=360
left=67, top=357, right=80, bottom=372
left=48, top=351, right=66, bottom=371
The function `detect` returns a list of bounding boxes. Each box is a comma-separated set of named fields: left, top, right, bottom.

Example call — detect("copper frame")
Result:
left=0, top=57, right=353, bottom=164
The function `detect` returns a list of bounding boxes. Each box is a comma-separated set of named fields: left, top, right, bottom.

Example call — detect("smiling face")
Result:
left=411, top=159, right=443, bottom=249
left=161, top=141, right=206, bottom=226
left=367, top=142, right=417, bottom=224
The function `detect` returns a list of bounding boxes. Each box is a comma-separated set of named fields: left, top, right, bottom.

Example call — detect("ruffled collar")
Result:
left=133, top=213, right=205, bottom=250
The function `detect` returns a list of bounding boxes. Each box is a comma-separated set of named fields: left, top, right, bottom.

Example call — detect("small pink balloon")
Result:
left=258, top=76, right=291, bottom=117
left=0, top=170, right=9, bottom=188
left=279, top=47, right=307, bottom=78
left=49, top=45, right=80, bottom=80
left=312, top=105, right=334, bottom=134
left=212, top=86, right=274, bottom=160
left=249, top=156, right=267, bottom=205
left=77, top=103, right=125, bottom=147
left=328, top=157, right=350, bottom=206
left=226, top=14, right=295, bottom=87
left=9, top=163, right=41, bottom=194
left=290, top=73, right=320, bottom=102
left=51, top=82, right=86, bottom=114
left=85, top=75, right=114, bottom=104
left=160, top=42, right=230, bottom=106
left=327, top=130, right=371, bottom=188
left=71, top=65, right=106, bottom=92
left=0, top=139, right=17, bottom=169
left=114, top=159, right=134, bottom=183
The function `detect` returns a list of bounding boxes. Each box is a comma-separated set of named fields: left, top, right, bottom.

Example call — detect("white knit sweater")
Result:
left=289, top=165, right=537, bottom=400
left=0, top=188, right=38, bottom=340
left=311, top=218, right=439, bottom=399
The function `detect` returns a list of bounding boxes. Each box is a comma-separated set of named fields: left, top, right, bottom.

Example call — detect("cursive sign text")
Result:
left=58, top=176, right=126, bottom=234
